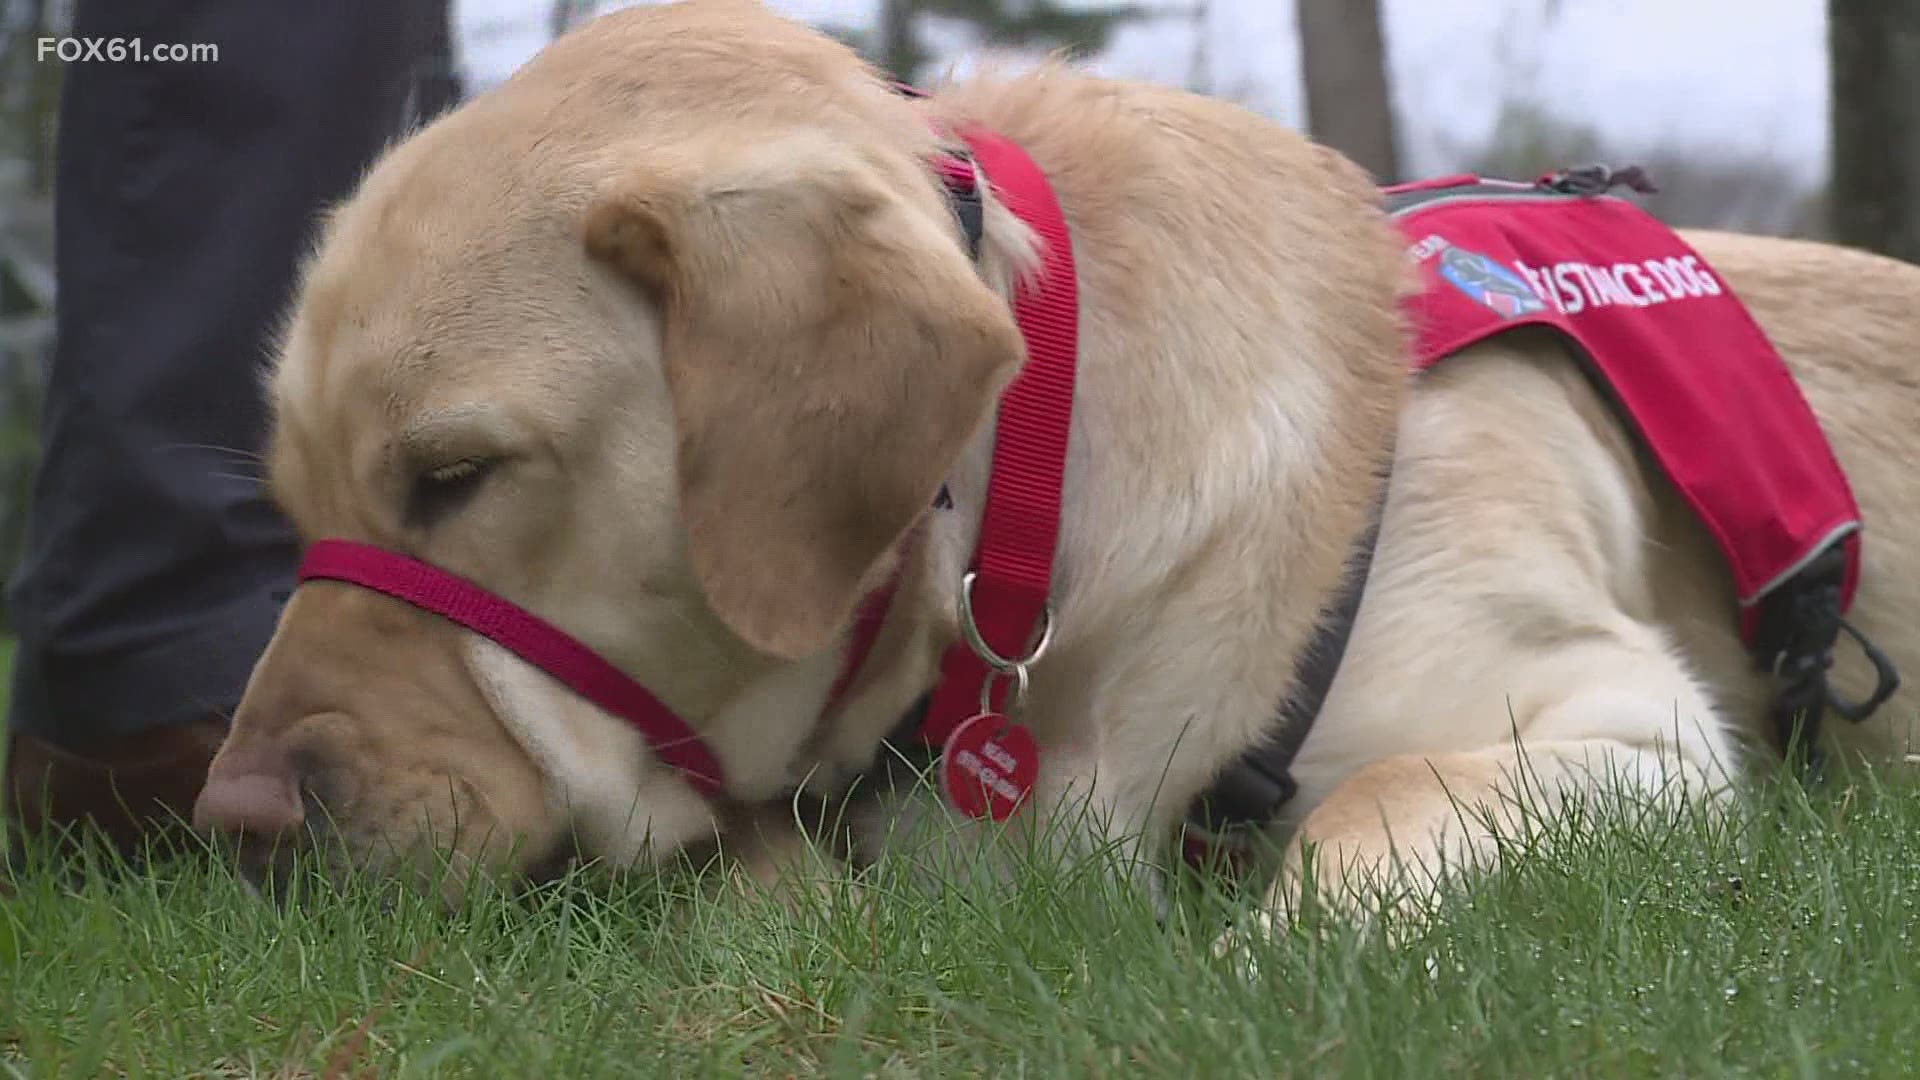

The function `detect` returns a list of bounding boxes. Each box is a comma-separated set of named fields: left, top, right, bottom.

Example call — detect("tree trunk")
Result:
left=1186, top=0, right=1212, bottom=95
left=415, top=0, right=465, bottom=124
left=878, top=0, right=922, bottom=84
left=550, top=0, right=596, bottom=40
left=1, top=0, right=62, bottom=195
left=1828, top=0, right=1920, bottom=264
left=1295, top=0, right=1400, bottom=183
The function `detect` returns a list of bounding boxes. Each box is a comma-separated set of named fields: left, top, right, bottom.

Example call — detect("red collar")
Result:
left=296, top=121, right=1078, bottom=822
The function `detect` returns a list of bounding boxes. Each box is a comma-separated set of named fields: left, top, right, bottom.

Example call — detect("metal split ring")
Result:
left=978, top=664, right=1032, bottom=717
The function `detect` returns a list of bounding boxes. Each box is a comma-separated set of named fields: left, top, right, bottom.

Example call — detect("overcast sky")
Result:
left=453, top=0, right=1829, bottom=184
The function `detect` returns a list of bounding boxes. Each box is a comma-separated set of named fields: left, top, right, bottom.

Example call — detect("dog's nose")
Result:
left=192, top=765, right=305, bottom=839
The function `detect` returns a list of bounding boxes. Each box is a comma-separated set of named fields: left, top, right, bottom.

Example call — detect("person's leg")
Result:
left=5, top=0, right=446, bottom=853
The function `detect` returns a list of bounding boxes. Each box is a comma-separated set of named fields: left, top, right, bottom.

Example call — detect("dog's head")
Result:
left=192, top=1, right=1025, bottom=892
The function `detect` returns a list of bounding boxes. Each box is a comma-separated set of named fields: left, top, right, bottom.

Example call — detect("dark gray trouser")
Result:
left=7, top=0, right=452, bottom=746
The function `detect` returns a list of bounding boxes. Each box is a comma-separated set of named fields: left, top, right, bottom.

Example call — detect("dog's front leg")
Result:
left=845, top=526, right=1333, bottom=919
left=843, top=737, right=1183, bottom=919
left=1017, top=599, right=1325, bottom=917
left=1222, top=635, right=1745, bottom=952
left=845, top=665, right=1282, bottom=919
left=839, top=725, right=1165, bottom=905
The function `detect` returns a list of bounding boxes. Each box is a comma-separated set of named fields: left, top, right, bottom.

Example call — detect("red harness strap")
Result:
left=299, top=539, right=730, bottom=796
left=292, top=121, right=1079, bottom=820
left=300, top=531, right=914, bottom=803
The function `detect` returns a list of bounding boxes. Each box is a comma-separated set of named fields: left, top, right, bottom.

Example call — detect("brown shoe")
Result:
left=4, top=718, right=228, bottom=861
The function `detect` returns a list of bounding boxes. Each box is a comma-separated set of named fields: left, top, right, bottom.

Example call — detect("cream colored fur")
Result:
left=200, top=1, right=1918, bottom=931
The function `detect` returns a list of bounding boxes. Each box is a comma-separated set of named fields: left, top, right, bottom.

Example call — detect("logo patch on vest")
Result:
left=1435, top=244, right=1549, bottom=318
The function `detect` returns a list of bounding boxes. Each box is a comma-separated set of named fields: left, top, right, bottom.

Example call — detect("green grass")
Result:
left=3, top=761, right=1919, bottom=1079
left=4, top=637, right=1917, bottom=1076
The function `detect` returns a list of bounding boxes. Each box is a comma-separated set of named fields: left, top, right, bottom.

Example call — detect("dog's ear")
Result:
left=583, top=140, right=1026, bottom=660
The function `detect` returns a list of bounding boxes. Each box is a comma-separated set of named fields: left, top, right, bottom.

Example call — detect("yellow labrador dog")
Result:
left=194, top=0, right=1918, bottom=922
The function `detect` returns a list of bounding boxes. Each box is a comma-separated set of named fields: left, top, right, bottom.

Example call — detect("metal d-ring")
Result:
left=956, top=570, right=1056, bottom=673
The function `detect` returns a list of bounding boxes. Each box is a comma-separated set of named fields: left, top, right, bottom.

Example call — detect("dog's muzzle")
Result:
left=295, top=538, right=729, bottom=796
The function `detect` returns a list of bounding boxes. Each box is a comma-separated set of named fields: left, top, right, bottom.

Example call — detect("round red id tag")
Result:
left=939, top=712, right=1040, bottom=822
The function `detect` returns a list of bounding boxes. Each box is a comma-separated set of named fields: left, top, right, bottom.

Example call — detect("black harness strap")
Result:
left=945, top=156, right=985, bottom=259
left=1185, top=482, right=1386, bottom=843
left=892, top=80, right=986, bottom=261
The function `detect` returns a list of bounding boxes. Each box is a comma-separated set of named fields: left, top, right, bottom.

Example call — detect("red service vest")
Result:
left=1383, top=175, right=1863, bottom=643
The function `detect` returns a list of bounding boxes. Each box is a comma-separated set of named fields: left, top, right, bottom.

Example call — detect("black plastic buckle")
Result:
left=951, top=191, right=984, bottom=260
left=1829, top=617, right=1901, bottom=722
left=1539, top=163, right=1660, bottom=197
left=1181, top=760, right=1294, bottom=878
left=1751, top=544, right=1900, bottom=766
left=1187, top=753, right=1297, bottom=837
left=938, top=152, right=985, bottom=260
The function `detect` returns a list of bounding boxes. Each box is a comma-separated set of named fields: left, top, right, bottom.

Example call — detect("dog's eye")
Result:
left=425, top=458, right=486, bottom=485
left=408, top=457, right=493, bottom=527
